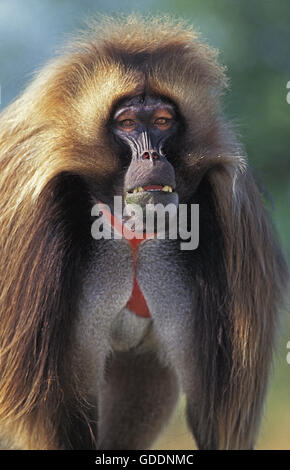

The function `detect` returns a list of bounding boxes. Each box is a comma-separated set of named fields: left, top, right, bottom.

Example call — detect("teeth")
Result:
left=132, top=187, right=144, bottom=193
left=131, top=186, right=173, bottom=193
left=162, top=185, right=173, bottom=192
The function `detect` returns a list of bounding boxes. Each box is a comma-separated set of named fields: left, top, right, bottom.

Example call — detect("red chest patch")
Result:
left=125, top=237, right=151, bottom=318
left=97, top=202, right=153, bottom=318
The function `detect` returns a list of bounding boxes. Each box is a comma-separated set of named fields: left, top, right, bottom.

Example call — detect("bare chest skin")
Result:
left=74, top=238, right=194, bottom=376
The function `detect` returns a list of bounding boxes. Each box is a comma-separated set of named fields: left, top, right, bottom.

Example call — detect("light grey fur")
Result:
left=110, top=308, right=152, bottom=352
left=73, top=237, right=196, bottom=449
left=73, top=238, right=134, bottom=394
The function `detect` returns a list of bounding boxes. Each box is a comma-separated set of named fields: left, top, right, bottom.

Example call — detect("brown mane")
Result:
left=0, top=14, right=288, bottom=449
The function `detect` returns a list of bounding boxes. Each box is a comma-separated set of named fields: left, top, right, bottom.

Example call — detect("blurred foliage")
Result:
left=0, top=0, right=289, bottom=450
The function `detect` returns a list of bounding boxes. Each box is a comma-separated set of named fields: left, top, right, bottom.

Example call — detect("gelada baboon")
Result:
left=0, top=15, right=288, bottom=450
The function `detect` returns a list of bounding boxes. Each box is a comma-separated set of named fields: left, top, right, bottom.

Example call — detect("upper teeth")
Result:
left=131, top=186, right=173, bottom=193
left=162, top=186, right=173, bottom=192
left=132, top=187, right=144, bottom=193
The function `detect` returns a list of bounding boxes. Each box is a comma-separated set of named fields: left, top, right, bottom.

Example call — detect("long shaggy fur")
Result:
left=0, top=15, right=288, bottom=449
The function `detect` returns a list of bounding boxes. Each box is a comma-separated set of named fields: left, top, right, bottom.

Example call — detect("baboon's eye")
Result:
left=154, top=117, right=173, bottom=130
left=117, top=119, right=136, bottom=131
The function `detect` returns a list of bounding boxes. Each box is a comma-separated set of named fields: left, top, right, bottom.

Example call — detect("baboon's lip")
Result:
left=143, top=185, right=165, bottom=191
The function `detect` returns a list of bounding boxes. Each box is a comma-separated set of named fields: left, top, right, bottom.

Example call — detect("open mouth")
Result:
left=128, top=185, right=174, bottom=194
left=125, top=183, right=179, bottom=210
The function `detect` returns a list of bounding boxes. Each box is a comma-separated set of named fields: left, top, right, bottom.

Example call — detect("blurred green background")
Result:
left=0, top=0, right=289, bottom=450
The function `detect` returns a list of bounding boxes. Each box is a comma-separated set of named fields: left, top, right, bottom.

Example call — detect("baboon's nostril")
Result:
left=141, top=151, right=160, bottom=160
left=142, top=152, right=150, bottom=160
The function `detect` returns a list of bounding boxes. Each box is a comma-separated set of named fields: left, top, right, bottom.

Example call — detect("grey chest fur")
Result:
left=75, top=238, right=193, bottom=356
